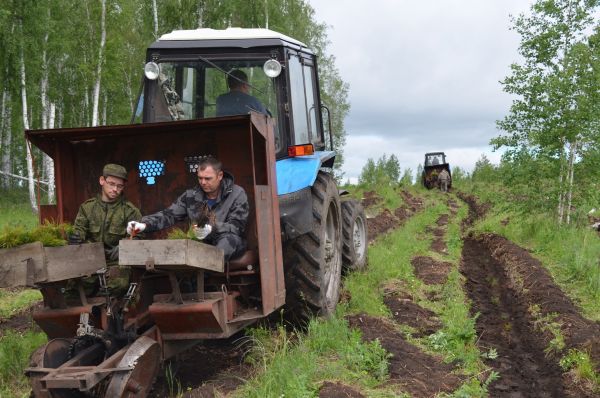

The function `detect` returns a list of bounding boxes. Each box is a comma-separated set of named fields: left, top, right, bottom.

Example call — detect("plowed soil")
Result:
left=347, top=314, right=462, bottom=396
left=319, top=381, right=366, bottom=398
left=384, top=295, right=442, bottom=337
left=0, top=306, right=39, bottom=336
left=366, top=190, right=423, bottom=242
left=459, top=193, right=599, bottom=397
left=411, top=256, right=453, bottom=285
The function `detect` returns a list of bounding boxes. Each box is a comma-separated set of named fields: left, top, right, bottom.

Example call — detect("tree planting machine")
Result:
left=0, top=28, right=368, bottom=397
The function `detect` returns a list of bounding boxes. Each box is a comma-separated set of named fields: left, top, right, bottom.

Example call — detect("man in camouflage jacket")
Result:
left=71, top=164, right=142, bottom=264
left=127, top=156, right=249, bottom=262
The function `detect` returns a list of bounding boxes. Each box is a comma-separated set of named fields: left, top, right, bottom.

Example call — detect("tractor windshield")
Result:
left=143, top=58, right=282, bottom=151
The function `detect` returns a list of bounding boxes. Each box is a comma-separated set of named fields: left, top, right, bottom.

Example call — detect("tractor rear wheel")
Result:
left=284, top=172, right=342, bottom=320
left=341, top=200, right=368, bottom=272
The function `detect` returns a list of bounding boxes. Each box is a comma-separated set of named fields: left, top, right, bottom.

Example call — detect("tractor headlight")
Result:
left=263, top=59, right=282, bottom=78
left=144, top=62, right=160, bottom=80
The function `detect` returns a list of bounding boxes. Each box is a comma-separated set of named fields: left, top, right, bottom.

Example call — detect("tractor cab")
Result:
left=138, top=28, right=329, bottom=160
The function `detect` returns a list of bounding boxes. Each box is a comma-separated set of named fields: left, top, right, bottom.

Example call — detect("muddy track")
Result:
left=458, top=193, right=599, bottom=397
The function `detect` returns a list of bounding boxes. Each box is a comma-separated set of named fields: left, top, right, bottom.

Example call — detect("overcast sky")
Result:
left=308, top=0, right=533, bottom=182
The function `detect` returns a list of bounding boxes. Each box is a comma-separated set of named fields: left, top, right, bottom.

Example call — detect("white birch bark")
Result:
left=197, top=2, right=203, bottom=28
left=1, top=92, right=12, bottom=190
left=91, top=0, right=106, bottom=127
left=20, top=32, right=38, bottom=212
left=557, top=146, right=565, bottom=224
left=565, top=139, right=577, bottom=225
left=45, top=103, right=56, bottom=202
left=152, top=0, right=159, bottom=38
left=102, top=92, right=107, bottom=125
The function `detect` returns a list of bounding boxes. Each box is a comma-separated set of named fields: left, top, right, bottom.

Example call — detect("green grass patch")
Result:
left=559, top=349, right=600, bottom=394
left=0, top=189, right=38, bottom=230
left=0, top=289, right=41, bottom=319
left=235, top=316, right=395, bottom=397
left=0, top=330, right=47, bottom=397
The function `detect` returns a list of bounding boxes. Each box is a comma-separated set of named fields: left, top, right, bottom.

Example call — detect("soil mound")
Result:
left=479, top=233, right=600, bottom=372
left=346, top=314, right=462, bottom=397
left=319, top=381, right=365, bottom=398
left=367, top=191, right=424, bottom=242
left=455, top=191, right=490, bottom=226
left=411, top=256, right=453, bottom=285
left=383, top=296, right=442, bottom=337
left=0, top=305, right=41, bottom=336
left=361, top=191, right=381, bottom=207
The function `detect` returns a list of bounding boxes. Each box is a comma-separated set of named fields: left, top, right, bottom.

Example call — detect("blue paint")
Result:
left=139, top=160, right=165, bottom=185
left=276, top=151, right=335, bottom=195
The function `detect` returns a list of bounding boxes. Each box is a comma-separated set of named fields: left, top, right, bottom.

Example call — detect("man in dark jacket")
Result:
left=216, top=69, right=268, bottom=117
left=127, top=156, right=249, bottom=261
left=71, top=163, right=142, bottom=263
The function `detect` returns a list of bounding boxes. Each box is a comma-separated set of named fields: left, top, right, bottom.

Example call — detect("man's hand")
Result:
left=127, top=221, right=146, bottom=236
left=106, top=246, right=119, bottom=261
left=68, top=232, right=83, bottom=245
left=193, top=224, right=212, bottom=240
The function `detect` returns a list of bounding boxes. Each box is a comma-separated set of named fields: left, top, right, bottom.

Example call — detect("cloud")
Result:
left=308, top=0, right=532, bottom=181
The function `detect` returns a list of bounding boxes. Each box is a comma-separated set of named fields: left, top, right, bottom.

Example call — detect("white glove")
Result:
left=193, top=224, right=212, bottom=240
left=127, top=221, right=146, bottom=236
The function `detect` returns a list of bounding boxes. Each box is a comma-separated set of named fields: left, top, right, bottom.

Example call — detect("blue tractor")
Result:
left=22, top=28, right=368, bottom=397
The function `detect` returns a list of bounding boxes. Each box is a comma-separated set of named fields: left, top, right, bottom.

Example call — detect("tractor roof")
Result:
left=149, top=27, right=309, bottom=52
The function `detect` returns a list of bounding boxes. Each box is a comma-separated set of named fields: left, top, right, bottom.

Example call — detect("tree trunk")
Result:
left=557, top=143, right=566, bottom=224
left=152, top=0, right=159, bottom=38
left=92, top=0, right=106, bottom=127
left=20, top=31, right=38, bottom=213
left=45, top=103, right=56, bottom=203
left=565, top=139, right=577, bottom=225
left=1, top=91, right=12, bottom=190
left=197, top=2, right=204, bottom=28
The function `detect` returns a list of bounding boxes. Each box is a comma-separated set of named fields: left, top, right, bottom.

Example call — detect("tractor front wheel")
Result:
left=284, top=172, right=342, bottom=320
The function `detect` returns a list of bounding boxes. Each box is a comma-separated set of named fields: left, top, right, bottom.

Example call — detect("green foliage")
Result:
left=358, top=154, right=401, bottom=186
left=0, top=330, right=47, bottom=397
left=0, top=189, right=37, bottom=229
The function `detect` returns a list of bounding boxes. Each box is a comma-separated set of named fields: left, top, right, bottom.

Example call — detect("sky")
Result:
left=308, top=0, right=534, bottom=183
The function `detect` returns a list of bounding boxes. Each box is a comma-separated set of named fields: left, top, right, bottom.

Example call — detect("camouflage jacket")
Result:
left=141, top=172, right=249, bottom=242
left=438, top=169, right=451, bottom=182
left=73, top=195, right=142, bottom=251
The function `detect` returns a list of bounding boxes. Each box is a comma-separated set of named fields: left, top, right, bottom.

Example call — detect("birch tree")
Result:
left=92, top=0, right=107, bottom=127
left=494, top=0, right=600, bottom=223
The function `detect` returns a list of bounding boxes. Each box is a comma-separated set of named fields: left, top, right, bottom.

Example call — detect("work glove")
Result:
left=68, top=232, right=83, bottom=245
left=193, top=224, right=212, bottom=240
left=105, top=246, right=119, bottom=262
left=127, top=221, right=146, bottom=236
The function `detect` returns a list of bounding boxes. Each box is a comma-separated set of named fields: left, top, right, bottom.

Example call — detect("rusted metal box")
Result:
left=119, top=239, right=224, bottom=272
left=0, top=242, right=106, bottom=288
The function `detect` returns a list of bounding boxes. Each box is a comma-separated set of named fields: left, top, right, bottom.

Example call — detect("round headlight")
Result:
left=144, top=62, right=160, bottom=80
left=263, top=59, right=282, bottom=78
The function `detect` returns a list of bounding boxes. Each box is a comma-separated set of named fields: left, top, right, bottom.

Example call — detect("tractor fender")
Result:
left=276, top=151, right=336, bottom=196
left=276, top=151, right=336, bottom=241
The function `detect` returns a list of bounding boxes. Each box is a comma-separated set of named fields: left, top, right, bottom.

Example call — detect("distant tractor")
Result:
left=0, top=28, right=368, bottom=397
left=422, top=152, right=451, bottom=190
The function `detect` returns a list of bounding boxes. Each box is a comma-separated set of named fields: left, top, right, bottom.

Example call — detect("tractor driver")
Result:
left=127, top=156, right=249, bottom=262
left=216, top=69, right=269, bottom=117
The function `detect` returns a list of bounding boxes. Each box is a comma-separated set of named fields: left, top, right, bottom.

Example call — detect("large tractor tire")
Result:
left=283, top=172, right=343, bottom=321
left=341, top=199, right=368, bottom=272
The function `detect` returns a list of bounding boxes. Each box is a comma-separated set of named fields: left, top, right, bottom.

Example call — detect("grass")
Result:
left=0, top=188, right=38, bottom=230
left=0, top=289, right=41, bottom=320
left=0, top=330, right=47, bottom=397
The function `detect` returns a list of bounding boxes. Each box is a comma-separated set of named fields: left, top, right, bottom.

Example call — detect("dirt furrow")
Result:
left=461, top=237, right=566, bottom=397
